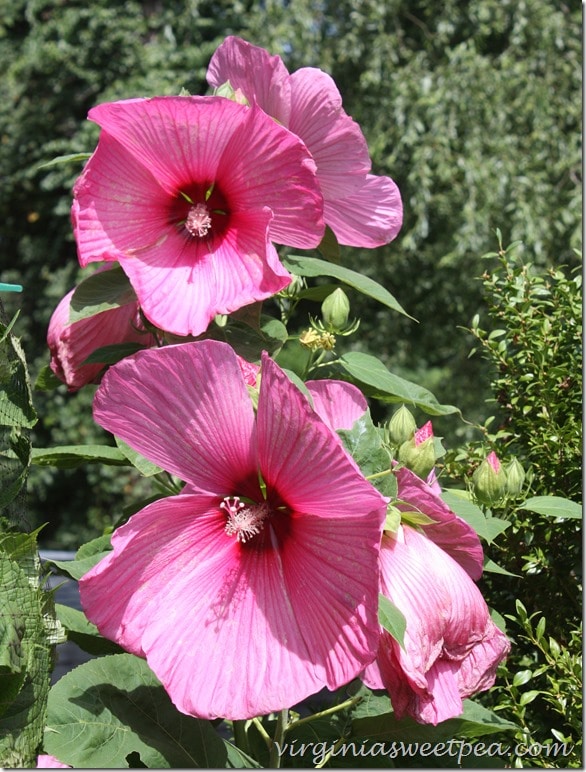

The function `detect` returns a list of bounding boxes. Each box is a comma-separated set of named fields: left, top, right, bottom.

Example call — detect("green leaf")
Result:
left=69, top=266, right=136, bottom=324
left=34, top=365, right=63, bottom=392
left=82, top=342, right=148, bottom=365
left=49, top=534, right=112, bottom=581
left=205, top=314, right=287, bottom=361
left=37, top=152, right=92, bottom=170
left=441, top=490, right=511, bottom=543
left=351, top=698, right=518, bottom=744
left=337, top=412, right=396, bottom=497
left=115, top=438, right=163, bottom=477
left=31, top=444, right=127, bottom=469
left=282, top=254, right=413, bottom=318
left=520, top=495, right=582, bottom=519
left=483, top=557, right=520, bottom=577
left=378, top=594, right=406, bottom=650
left=44, top=654, right=259, bottom=768
left=338, top=352, right=460, bottom=415
left=55, top=605, right=123, bottom=657
left=519, top=690, right=542, bottom=706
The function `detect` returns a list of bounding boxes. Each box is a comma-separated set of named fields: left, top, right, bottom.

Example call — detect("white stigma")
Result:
left=221, top=496, right=270, bottom=543
left=185, top=203, right=212, bottom=238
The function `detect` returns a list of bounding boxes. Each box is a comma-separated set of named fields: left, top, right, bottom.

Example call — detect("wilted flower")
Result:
left=47, top=280, right=155, bottom=391
left=207, top=36, right=403, bottom=248
left=73, top=96, right=324, bottom=336
left=80, top=341, right=386, bottom=720
left=363, top=465, right=510, bottom=724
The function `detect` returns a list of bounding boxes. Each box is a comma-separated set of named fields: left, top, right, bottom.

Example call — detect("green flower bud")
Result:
left=388, top=405, right=417, bottom=446
left=321, top=288, right=350, bottom=330
left=505, top=457, right=526, bottom=496
left=398, top=435, right=436, bottom=480
left=473, top=452, right=508, bottom=505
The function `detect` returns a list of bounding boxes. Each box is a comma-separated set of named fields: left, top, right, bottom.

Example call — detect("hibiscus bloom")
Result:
left=207, top=36, right=403, bottom=248
left=73, top=96, right=324, bottom=336
left=363, top=466, right=510, bottom=725
left=79, top=340, right=386, bottom=720
left=48, top=279, right=155, bottom=392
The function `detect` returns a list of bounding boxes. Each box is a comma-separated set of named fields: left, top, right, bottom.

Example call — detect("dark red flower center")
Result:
left=170, top=183, right=230, bottom=241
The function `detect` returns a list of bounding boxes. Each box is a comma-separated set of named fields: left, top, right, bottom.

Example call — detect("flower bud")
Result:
left=387, top=405, right=417, bottom=445
left=398, top=434, right=436, bottom=480
left=505, top=457, right=525, bottom=496
left=473, top=452, right=508, bottom=505
left=321, top=288, right=350, bottom=330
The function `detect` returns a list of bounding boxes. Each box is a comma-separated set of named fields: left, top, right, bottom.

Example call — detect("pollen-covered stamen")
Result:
left=185, top=202, right=212, bottom=238
left=221, top=496, right=271, bottom=543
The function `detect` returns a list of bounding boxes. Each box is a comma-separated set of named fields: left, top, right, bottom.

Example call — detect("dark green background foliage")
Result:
left=0, top=1, right=581, bottom=538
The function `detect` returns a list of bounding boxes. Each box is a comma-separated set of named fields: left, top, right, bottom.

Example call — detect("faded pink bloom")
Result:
left=37, top=755, right=70, bottom=768
left=363, top=525, right=510, bottom=725
left=73, top=96, right=324, bottom=336
left=47, top=281, right=155, bottom=392
left=207, top=36, right=403, bottom=248
left=80, top=341, right=386, bottom=720
left=363, top=465, right=509, bottom=724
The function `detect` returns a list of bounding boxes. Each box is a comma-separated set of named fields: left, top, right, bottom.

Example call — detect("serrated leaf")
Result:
left=34, top=365, right=63, bottom=392
left=378, top=594, right=406, bottom=649
left=44, top=654, right=259, bottom=768
left=520, top=496, right=582, bottom=520
left=69, top=267, right=136, bottom=324
left=338, top=352, right=460, bottom=416
left=282, top=254, right=412, bottom=318
left=31, top=444, right=127, bottom=469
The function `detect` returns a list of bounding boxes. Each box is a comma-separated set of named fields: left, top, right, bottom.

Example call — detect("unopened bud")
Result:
left=505, top=457, right=525, bottom=496
left=398, top=435, right=436, bottom=480
left=388, top=405, right=417, bottom=445
left=473, top=452, right=507, bottom=505
left=321, top=288, right=350, bottom=330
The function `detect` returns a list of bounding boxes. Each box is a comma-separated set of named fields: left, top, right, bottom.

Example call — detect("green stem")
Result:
left=365, top=468, right=392, bottom=481
left=232, top=720, right=250, bottom=757
left=285, top=694, right=363, bottom=732
left=252, top=717, right=273, bottom=750
left=268, top=708, right=288, bottom=768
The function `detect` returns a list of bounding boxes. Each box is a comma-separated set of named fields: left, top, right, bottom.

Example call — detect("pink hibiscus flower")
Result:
left=48, top=280, right=155, bottom=392
left=207, top=36, right=403, bottom=248
left=363, top=466, right=510, bottom=725
left=36, top=756, right=70, bottom=769
left=73, top=96, right=325, bottom=336
left=79, top=340, right=386, bottom=720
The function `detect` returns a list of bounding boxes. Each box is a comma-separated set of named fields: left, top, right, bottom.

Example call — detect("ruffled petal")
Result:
left=257, top=354, right=387, bottom=519
left=323, top=174, right=403, bottom=248
left=306, top=379, right=367, bottom=432
left=206, top=35, right=292, bottom=126
left=395, top=466, right=484, bottom=580
left=289, top=67, right=370, bottom=198
left=92, top=340, right=257, bottom=496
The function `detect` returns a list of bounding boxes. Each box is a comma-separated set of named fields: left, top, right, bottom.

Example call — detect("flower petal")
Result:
left=306, top=379, right=367, bottom=432
left=289, top=67, right=371, bottom=198
left=323, top=174, right=403, bottom=248
left=258, top=354, right=387, bottom=519
left=207, top=35, right=292, bottom=126
left=395, top=466, right=484, bottom=580
left=92, top=340, right=257, bottom=496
